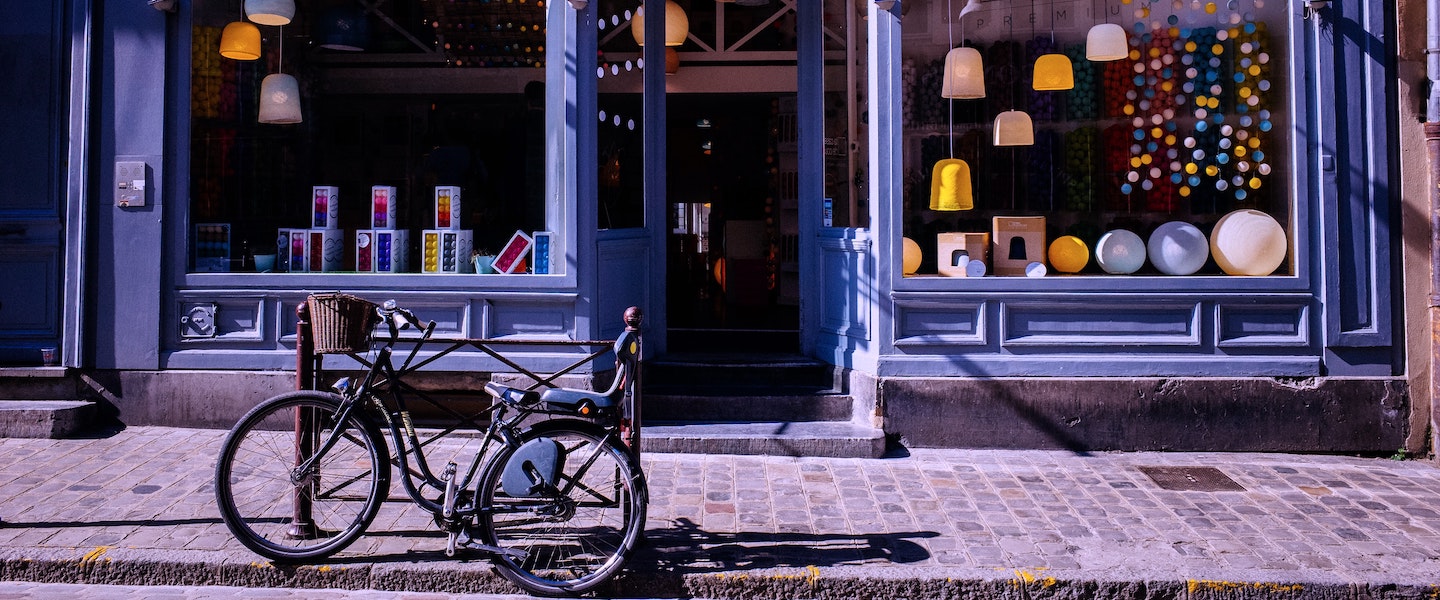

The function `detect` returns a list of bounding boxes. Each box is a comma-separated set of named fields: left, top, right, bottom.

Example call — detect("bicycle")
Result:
left=213, top=294, right=648, bottom=597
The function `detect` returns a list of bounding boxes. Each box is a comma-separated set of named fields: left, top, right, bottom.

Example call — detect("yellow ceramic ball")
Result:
left=1048, top=235, right=1089, bottom=273
left=902, top=237, right=922, bottom=275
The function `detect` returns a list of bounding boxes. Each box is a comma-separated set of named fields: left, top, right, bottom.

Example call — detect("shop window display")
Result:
left=901, top=0, right=1288, bottom=278
left=188, top=0, right=549, bottom=274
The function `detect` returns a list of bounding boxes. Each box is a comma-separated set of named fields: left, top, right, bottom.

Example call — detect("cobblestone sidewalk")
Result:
left=0, top=427, right=1437, bottom=598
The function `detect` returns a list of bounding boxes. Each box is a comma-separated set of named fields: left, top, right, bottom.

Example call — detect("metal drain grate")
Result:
left=1138, top=466, right=1245, bottom=492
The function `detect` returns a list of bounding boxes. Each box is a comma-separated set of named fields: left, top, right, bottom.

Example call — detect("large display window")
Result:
left=188, top=0, right=552, bottom=276
left=899, top=0, right=1290, bottom=279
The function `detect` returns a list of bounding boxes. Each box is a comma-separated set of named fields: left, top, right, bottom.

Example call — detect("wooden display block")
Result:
left=937, top=232, right=990, bottom=277
left=992, top=216, right=1046, bottom=276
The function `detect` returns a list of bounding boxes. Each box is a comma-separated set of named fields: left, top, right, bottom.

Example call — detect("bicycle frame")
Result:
left=305, top=333, right=625, bottom=525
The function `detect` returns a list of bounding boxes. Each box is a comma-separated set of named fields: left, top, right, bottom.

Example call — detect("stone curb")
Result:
left=2, top=546, right=1438, bottom=599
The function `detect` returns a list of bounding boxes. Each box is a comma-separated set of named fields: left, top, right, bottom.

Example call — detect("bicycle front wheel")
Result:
left=475, top=421, right=648, bottom=596
left=214, top=391, right=390, bottom=561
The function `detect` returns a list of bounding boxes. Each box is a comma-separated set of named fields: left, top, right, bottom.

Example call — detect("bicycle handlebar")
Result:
left=379, top=299, right=437, bottom=342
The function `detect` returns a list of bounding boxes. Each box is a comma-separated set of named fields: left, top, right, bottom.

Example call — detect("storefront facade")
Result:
left=2, top=0, right=1429, bottom=452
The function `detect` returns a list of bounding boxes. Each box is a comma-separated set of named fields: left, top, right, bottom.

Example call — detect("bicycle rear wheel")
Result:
left=475, top=420, right=647, bottom=596
left=214, top=391, right=390, bottom=561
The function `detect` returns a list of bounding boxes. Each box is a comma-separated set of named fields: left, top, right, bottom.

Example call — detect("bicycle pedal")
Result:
left=456, top=539, right=528, bottom=561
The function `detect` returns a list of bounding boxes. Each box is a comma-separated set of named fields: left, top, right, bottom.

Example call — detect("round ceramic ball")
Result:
left=1095, top=229, right=1147, bottom=274
left=1211, top=209, right=1287, bottom=275
left=1147, top=221, right=1210, bottom=275
left=902, top=237, right=922, bottom=275
left=1048, top=235, right=1090, bottom=273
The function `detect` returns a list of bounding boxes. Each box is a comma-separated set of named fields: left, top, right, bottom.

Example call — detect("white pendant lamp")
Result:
left=246, top=0, right=294, bottom=26
left=1086, top=22, right=1129, bottom=61
left=258, top=74, right=302, bottom=124
left=258, top=27, right=301, bottom=124
left=631, top=0, right=689, bottom=47
left=993, top=110, right=1034, bottom=146
left=942, top=47, right=985, bottom=99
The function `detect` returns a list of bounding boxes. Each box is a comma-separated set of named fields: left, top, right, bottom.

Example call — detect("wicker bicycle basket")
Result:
left=306, top=293, right=380, bottom=354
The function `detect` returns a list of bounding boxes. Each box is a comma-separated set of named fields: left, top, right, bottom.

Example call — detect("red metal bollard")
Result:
left=290, top=302, right=317, bottom=539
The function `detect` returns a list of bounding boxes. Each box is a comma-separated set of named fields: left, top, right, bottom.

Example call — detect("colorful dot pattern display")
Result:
left=1064, top=127, right=1100, bottom=211
left=1116, top=0, right=1273, bottom=206
left=1065, top=43, right=1099, bottom=120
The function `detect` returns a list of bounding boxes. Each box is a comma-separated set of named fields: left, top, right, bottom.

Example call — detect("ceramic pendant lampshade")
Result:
left=993, top=110, right=1034, bottom=146
left=929, top=158, right=974, bottom=211
left=1033, top=53, right=1074, bottom=90
left=1086, top=23, right=1128, bottom=61
left=219, top=21, right=261, bottom=60
left=941, top=47, right=985, bottom=99
left=245, top=0, right=295, bottom=26
left=258, top=74, right=302, bottom=124
left=317, top=6, right=370, bottom=51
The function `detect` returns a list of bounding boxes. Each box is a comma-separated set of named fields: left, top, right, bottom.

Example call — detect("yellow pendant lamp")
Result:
left=931, top=0, right=980, bottom=211
left=930, top=158, right=974, bottom=211
left=219, top=21, right=261, bottom=60
left=994, top=110, right=1034, bottom=146
left=1033, top=53, right=1074, bottom=91
left=1029, top=0, right=1073, bottom=90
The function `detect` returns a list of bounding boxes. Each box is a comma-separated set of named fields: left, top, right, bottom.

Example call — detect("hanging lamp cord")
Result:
left=947, top=0, right=955, bottom=159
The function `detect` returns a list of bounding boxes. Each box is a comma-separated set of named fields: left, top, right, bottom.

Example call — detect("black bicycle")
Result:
left=213, top=294, right=647, bottom=596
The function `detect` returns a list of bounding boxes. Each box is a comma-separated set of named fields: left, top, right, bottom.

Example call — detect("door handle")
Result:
left=0, top=225, right=24, bottom=237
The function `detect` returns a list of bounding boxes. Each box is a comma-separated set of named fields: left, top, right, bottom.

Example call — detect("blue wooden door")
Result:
left=0, top=2, right=68, bottom=365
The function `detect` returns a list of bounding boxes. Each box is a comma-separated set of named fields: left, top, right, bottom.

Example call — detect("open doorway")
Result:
left=665, top=94, right=799, bottom=354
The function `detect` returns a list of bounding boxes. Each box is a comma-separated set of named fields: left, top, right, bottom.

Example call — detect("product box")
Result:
left=277, top=228, right=307, bottom=273
left=371, top=185, right=397, bottom=229
left=312, top=186, right=340, bottom=229
left=434, top=186, right=462, bottom=230
left=357, top=229, right=410, bottom=273
left=374, top=229, right=409, bottom=273
left=307, top=228, right=344, bottom=273
left=194, top=223, right=231, bottom=273
left=991, top=216, right=1046, bottom=276
left=936, top=232, right=990, bottom=277
left=493, top=230, right=534, bottom=274
left=422, top=229, right=473, bottom=274
left=355, top=230, right=375, bottom=272
left=531, top=231, right=553, bottom=274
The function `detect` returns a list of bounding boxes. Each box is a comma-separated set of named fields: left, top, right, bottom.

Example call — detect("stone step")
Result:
left=0, top=367, right=79, bottom=401
left=642, top=392, right=856, bottom=422
left=639, top=420, right=887, bottom=458
left=0, top=400, right=95, bottom=438
left=643, top=354, right=841, bottom=392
